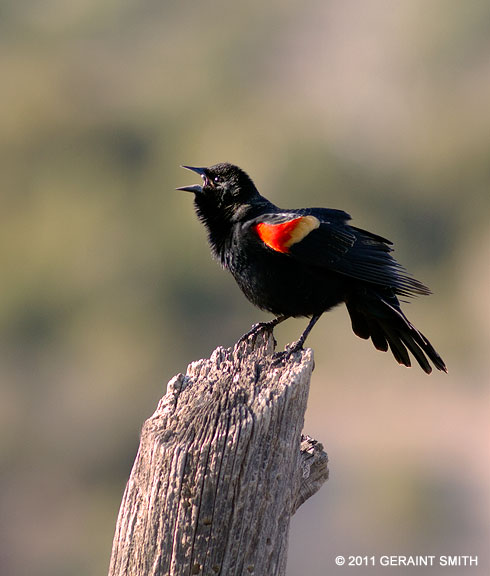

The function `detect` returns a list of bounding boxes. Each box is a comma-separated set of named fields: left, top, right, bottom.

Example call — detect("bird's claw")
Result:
left=285, top=339, right=304, bottom=354
left=237, top=321, right=277, bottom=345
left=270, top=339, right=304, bottom=364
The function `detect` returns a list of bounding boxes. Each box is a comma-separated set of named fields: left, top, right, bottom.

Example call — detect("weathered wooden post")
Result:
left=108, top=330, right=328, bottom=576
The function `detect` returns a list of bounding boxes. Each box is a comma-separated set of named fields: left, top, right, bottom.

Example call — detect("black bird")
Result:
left=177, top=163, right=446, bottom=374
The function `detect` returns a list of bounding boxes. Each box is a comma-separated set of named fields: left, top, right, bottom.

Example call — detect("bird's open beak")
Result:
left=176, top=165, right=207, bottom=193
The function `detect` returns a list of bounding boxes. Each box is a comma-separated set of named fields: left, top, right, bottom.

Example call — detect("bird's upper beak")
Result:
left=176, top=165, right=207, bottom=193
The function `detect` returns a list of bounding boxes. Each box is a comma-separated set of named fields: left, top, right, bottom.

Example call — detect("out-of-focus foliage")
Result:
left=1, top=1, right=489, bottom=575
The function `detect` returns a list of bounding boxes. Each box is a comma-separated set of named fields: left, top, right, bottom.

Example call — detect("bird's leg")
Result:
left=238, top=315, right=289, bottom=344
left=286, top=314, right=322, bottom=353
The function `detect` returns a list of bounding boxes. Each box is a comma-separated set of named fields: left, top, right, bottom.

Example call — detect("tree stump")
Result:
left=108, top=330, right=329, bottom=576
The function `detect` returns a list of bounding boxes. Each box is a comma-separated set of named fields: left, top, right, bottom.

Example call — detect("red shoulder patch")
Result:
left=254, top=215, right=320, bottom=253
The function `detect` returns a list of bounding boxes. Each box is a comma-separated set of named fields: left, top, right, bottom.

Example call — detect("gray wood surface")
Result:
left=108, top=331, right=328, bottom=576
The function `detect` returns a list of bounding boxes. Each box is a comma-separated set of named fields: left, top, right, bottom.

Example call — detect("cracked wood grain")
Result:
left=108, top=330, right=328, bottom=576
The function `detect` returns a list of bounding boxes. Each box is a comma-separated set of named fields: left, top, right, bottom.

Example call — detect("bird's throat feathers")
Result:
left=193, top=196, right=244, bottom=260
left=194, top=192, right=274, bottom=260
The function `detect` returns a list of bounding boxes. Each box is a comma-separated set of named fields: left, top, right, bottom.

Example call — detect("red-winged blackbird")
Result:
left=177, top=163, right=447, bottom=374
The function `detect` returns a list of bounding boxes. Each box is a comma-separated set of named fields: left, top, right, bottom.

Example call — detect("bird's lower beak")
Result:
left=176, top=165, right=207, bottom=193
left=176, top=184, right=203, bottom=193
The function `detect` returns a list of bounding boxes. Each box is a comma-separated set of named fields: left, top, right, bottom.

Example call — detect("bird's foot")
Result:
left=237, top=315, right=289, bottom=347
left=285, top=338, right=305, bottom=354
left=277, top=314, right=321, bottom=358
left=270, top=338, right=305, bottom=364
left=237, top=320, right=278, bottom=345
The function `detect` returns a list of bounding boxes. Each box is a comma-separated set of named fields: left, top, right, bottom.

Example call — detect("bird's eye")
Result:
left=213, top=175, right=221, bottom=183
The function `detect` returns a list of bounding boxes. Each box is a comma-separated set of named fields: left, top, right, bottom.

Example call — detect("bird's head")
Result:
left=177, top=163, right=262, bottom=225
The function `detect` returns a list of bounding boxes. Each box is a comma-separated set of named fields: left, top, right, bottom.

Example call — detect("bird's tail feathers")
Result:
left=346, top=295, right=447, bottom=374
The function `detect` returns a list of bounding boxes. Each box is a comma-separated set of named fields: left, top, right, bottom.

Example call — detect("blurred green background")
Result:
left=1, top=1, right=489, bottom=575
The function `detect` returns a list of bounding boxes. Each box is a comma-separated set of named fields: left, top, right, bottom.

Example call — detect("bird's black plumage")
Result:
left=177, top=162, right=446, bottom=374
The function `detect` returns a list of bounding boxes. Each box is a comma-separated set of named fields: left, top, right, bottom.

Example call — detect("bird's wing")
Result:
left=250, top=210, right=430, bottom=297
left=249, top=209, right=354, bottom=256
